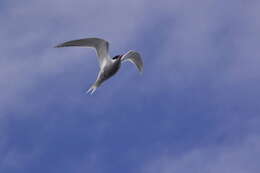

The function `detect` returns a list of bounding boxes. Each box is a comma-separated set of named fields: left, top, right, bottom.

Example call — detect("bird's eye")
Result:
left=113, top=55, right=120, bottom=59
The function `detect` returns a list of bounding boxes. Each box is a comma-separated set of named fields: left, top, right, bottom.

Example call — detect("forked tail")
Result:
left=86, top=84, right=97, bottom=95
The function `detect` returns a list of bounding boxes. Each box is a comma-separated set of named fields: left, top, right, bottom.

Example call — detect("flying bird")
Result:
left=55, top=37, right=143, bottom=94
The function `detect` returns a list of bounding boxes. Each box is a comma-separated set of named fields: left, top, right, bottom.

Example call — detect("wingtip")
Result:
left=54, top=42, right=66, bottom=48
left=54, top=45, right=61, bottom=48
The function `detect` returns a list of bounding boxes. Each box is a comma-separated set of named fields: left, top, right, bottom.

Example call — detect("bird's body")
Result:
left=55, top=38, right=143, bottom=94
left=91, top=56, right=121, bottom=90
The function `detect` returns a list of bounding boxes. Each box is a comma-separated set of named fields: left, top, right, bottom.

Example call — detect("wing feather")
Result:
left=55, top=38, right=110, bottom=67
left=121, top=51, right=143, bottom=72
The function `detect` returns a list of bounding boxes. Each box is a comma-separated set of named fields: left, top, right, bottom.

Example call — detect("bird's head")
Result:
left=112, top=55, right=123, bottom=60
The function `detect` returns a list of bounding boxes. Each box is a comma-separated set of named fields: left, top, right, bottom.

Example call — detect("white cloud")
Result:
left=143, top=134, right=260, bottom=173
left=1, top=0, right=259, bottom=114
left=0, top=0, right=260, bottom=172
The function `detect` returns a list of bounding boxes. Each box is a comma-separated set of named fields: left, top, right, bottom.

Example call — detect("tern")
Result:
left=55, top=37, right=143, bottom=94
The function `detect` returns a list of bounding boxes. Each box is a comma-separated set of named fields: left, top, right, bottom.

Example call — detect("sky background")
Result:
left=1, top=0, right=260, bottom=172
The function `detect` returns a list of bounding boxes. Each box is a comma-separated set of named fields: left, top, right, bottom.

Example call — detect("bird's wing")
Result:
left=55, top=38, right=111, bottom=67
left=121, top=50, right=143, bottom=72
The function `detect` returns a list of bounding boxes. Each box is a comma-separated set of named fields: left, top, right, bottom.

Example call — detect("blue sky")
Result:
left=1, top=0, right=260, bottom=173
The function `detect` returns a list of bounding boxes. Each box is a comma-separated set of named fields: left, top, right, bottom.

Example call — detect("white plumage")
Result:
left=55, top=37, right=143, bottom=94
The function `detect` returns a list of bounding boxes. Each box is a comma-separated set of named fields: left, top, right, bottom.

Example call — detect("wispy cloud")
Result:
left=143, top=134, right=260, bottom=173
left=0, top=0, right=260, bottom=172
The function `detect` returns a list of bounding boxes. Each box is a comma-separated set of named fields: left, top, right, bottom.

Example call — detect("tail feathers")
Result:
left=86, top=84, right=97, bottom=95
